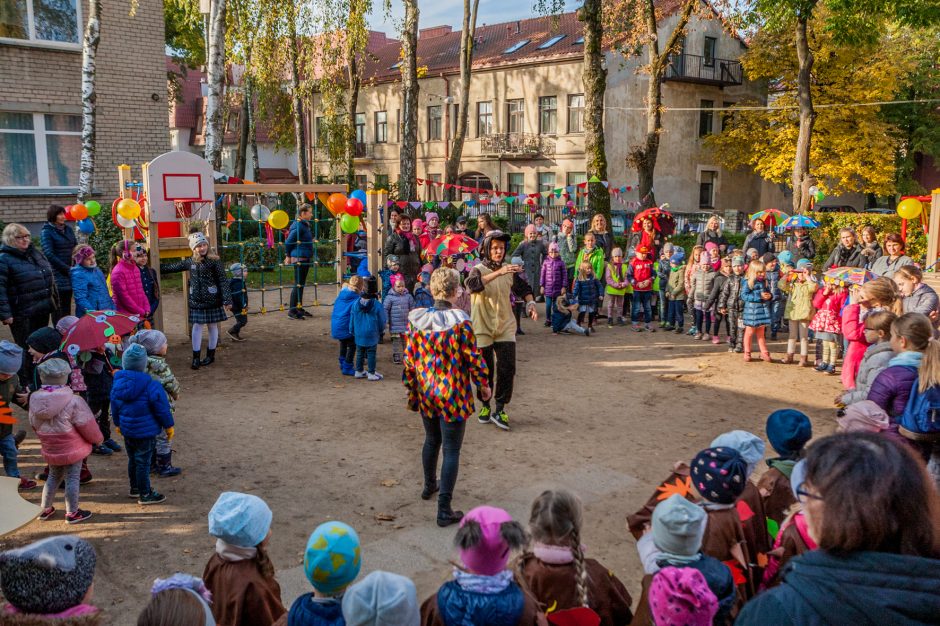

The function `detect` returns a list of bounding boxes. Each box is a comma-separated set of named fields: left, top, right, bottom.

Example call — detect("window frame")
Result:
left=355, top=112, right=366, bottom=144
left=699, top=170, right=717, bottom=208
left=567, top=94, right=584, bottom=134
left=539, top=96, right=558, bottom=135
left=374, top=110, right=388, bottom=144
left=374, top=173, right=390, bottom=192
left=427, top=105, right=443, bottom=141
left=567, top=172, right=587, bottom=207
left=507, top=172, right=525, bottom=196
left=703, top=36, right=717, bottom=67
left=0, top=111, right=82, bottom=189
left=507, top=99, right=525, bottom=134
left=477, top=101, right=493, bottom=137
left=0, top=0, right=83, bottom=50
left=698, top=100, right=714, bottom=137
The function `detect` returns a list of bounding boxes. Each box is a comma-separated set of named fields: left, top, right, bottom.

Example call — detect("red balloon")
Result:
left=63, top=205, right=75, bottom=220
left=345, top=198, right=364, bottom=217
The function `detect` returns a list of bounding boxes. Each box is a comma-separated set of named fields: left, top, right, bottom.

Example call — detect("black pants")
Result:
left=290, top=262, right=311, bottom=311
left=10, top=312, right=51, bottom=383
left=479, top=341, right=516, bottom=412
left=711, top=312, right=729, bottom=337
left=338, top=337, right=356, bottom=364
left=89, top=396, right=110, bottom=441
left=577, top=310, right=597, bottom=327
left=230, top=313, right=247, bottom=335
left=52, top=290, right=72, bottom=324
left=421, top=417, right=466, bottom=510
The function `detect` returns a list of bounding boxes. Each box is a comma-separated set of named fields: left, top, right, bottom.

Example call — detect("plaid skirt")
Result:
left=189, top=307, right=227, bottom=324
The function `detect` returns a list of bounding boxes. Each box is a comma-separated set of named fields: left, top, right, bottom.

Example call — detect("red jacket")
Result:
left=628, top=258, right=654, bottom=292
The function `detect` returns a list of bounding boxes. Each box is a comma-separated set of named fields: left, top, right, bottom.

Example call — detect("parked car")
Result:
left=815, top=204, right=859, bottom=213
left=865, top=207, right=894, bottom=214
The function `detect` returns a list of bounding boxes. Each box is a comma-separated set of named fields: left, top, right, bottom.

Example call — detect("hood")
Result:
left=29, top=387, right=74, bottom=422
left=287, top=594, right=342, bottom=626
left=408, top=307, right=468, bottom=332
left=866, top=342, right=894, bottom=358
left=111, top=370, right=153, bottom=400
left=356, top=297, right=376, bottom=312
left=336, top=288, right=360, bottom=305
left=0, top=244, right=31, bottom=258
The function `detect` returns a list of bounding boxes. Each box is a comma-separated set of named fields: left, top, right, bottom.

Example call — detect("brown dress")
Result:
left=519, top=554, right=633, bottom=626
left=700, top=506, right=753, bottom=607
left=738, top=481, right=771, bottom=591
left=626, top=470, right=693, bottom=540
left=420, top=584, right=548, bottom=626
left=758, top=465, right=796, bottom=527
left=202, top=554, right=286, bottom=626
left=761, top=513, right=815, bottom=589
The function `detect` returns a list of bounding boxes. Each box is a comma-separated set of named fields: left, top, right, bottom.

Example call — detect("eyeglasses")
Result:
left=796, top=487, right=824, bottom=503
left=14, top=234, right=31, bottom=240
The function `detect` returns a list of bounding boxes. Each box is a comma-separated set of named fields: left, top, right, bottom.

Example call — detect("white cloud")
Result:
left=369, top=0, right=580, bottom=35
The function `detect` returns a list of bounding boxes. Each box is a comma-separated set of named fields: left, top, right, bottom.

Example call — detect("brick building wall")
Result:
left=0, top=0, right=169, bottom=227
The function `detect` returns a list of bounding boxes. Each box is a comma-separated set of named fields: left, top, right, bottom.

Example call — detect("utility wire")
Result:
left=604, top=98, right=940, bottom=112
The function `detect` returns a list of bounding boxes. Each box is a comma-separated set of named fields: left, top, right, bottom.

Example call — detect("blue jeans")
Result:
left=355, top=345, right=377, bottom=373
left=0, top=434, right=20, bottom=478
left=125, top=436, right=155, bottom=495
left=659, top=288, right=669, bottom=320
left=421, top=416, right=466, bottom=509
left=771, top=300, right=785, bottom=333
left=667, top=300, right=685, bottom=328
left=632, top=291, right=652, bottom=323
left=545, top=294, right=560, bottom=321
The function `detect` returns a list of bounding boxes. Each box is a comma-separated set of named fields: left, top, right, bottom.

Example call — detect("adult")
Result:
left=869, top=233, right=913, bottom=278
left=695, top=214, right=728, bottom=254
left=823, top=227, right=865, bottom=269
left=786, top=227, right=816, bottom=262
left=387, top=207, right=401, bottom=238
left=629, top=216, right=664, bottom=260
left=737, top=433, right=940, bottom=625
left=475, top=213, right=497, bottom=243
left=383, top=214, right=420, bottom=290
left=859, top=226, right=883, bottom=269
left=466, top=230, right=536, bottom=431
left=403, top=268, right=491, bottom=527
left=39, top=205, right=76, bottom=323
left=742, top=219, right=774, bottom=258
left=587, top=213, right=613, bottom=260
left=556, top=218, right=578, bottom=279
left=285, top=203, right=314, bottom=320
left=0, top=223, right=56, bottom=380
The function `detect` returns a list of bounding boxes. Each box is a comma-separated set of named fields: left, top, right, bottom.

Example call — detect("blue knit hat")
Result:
left=208, top=492, right=273, bottom=548
left=691, top=447, right=747, bottom=504
left=670, top=252, right=685, bottom=265
left=777, top=251, right=794, bottom=267
left=122, top=343, right=148, bottom=372
left=796, top=258, right=813, bottom=270
left=0, top=340, right=23, bottom=376
left=766, top=409, right=812, bottom=458
left=304, top=522, right=361, bottom=594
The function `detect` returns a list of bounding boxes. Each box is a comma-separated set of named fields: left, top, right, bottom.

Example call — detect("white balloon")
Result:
left=250, top=204, right=271, bottom=221
left=116, top=214, right=137, bottom=228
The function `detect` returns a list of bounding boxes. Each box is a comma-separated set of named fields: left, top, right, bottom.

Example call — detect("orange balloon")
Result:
left=70, top=203, right=88, bottom=221
left=327, top=193, right=347, bottom=216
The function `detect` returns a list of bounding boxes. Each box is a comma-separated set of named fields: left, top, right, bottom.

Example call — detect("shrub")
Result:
left=805, top=211, right=926, bottom=267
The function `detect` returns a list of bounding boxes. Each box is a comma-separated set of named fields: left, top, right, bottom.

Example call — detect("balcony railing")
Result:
left=353, top=142, right=373, bottom=160
left=664, top=53, right=743, bottom=87
left=480, top=132, right=555, bottom=159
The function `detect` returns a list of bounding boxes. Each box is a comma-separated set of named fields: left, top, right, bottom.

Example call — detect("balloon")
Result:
left=63, top=205, right=74, bottom=220
left=116, top=198, right=141, bottom=220
left=566, top=200, right=575, bottom=208
left=340, top=213, right=360, bottom=234
left=70, top=203, right=88, bottom=221
left=814, top=190, right=825, bottom=202
left=345, top=198, right=364, bottom=217
left=249, top=203, right=271, bottom=221
left=897, top=198, right=923, bottom=220
left=350, top=189, right=367, bottom=204
left=116, top=214, right=137, bottom=229
left=327, top=193, right=347, bottom=216
left=85, top=200, right=101, bottom=216
left=77, top=218, right=95, bottom=234
left=268, top=209, right=289, bottom=230
left=808, top=185, right=819, bottom=197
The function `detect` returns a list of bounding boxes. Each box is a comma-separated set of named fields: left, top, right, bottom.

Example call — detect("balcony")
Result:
left=663, top=53, right=743, bottom=87
left=480, top=133, right=555, bottom=159
left=353, top=142, right=374, bottom=163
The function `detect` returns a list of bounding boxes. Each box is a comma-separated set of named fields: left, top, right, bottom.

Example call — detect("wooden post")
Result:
left=928, top=189, right=940, bottom=271
left=141, top=161, right=165, bottom=331
left=365, top=191, right=384, bottom=277
left=117, top=164, right=134, bottom=241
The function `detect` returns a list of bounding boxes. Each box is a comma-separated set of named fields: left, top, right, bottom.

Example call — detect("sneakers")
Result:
left=674, top=327, right=684, bottom=334
left=645, top=324, right=656, bottom=333
left=103, top=439, right=122, bottom=452
left=478, top=406, right=492, bottom=424
left=366, top=372, right=383, bottom=381
left=607, top=319, right=614, bottom=328
left=701, top=333, right=711, bottom=341
left=18, top=477, right=37, bottom=491
left=825, top=364, right=837, bottom=375
left=632, top=324, right=642, bottom=332
left=155, top=453, right=182, bottom=477
left=491, top=410, right=510, bottom=431
left=815, top=362, right=829, bottom=372
left=91, top=444, right=113, bottom=456
left=138, top=490, right=166, bottom=505
left=66, top=509, right=92, bottom=525
left=687, top=327, right=698, bottom=336
left=693, top=333, right=703, bottom=340
left=300, top=309, right=313, bottom=318
left=227, top=329, right=245, bottom=342
left=354, top=370, right=367, bottom=379
left=38, top=507, right=56, bottom=521
left=128, top=487, right=140, bottom=499
left=663, top=324, right=674, bottom=331
left=711, top=336, right=721, bottom=345
left=287, top=310, right=305, bottom=320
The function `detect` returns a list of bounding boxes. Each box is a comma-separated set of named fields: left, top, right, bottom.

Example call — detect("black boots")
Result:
left=200, top=348, right=216, bottom=367
left=191, top=351, right=201, bottom=370
left=436, top=494, right=463, bottom=527
left=421, top=480, right=439, bottom=501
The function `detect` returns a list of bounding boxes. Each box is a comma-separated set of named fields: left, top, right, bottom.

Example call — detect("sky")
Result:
left=369, top=0, right=582, bottom=35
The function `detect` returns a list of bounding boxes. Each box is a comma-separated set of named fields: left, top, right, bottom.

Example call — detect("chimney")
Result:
left=516, top=21, right=521, bottom=34
left=419, top=25, right=453, bottom=39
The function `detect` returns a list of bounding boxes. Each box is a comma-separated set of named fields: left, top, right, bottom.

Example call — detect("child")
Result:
left=349, top=276, right=387, bottom=380
left=718, top=256, right=746, bottom=352
left=510, top=256, right=528, bottom=335
left=424, top=211, right=442, bottom=244
left=842, top=278, right=900, bottom=389
left=111, top=344, right=172, bottom=504
left=540, top=242, right=567, bottom=324
left=384, top=275, right=415, bottom=364
left=413, top=271, right=434, bottom=308
left=30, top=358, right=102, bottom=523
left=532, top=213, right=552, bottom=242
left=0, top=535, right=100, bottom=622
left=0, top=341, right=35, bottom=491
left=513, top=224, right=547, bottom=301
left=758, top=409, right=812, bottom=526
left=760, top=461, right=817, bottom=589
left=629, top=245, right=656, bottom=332
left=605, top=248, right=629, bottom=327
left=420, top=506, right=544, bottom=625
left=160, top=232, right=232, bottom=369
left=137, top=246, right=160, bottom=321
left=658, top=242, right=675, bottom=327
left=895, top=265, right=940, bottom=325
left=379, top=255, right=401, bottom=299
left=684, top=245, right=704, bottom=315
left=808, top=279, right=848, bottom=374
left=689, top=254, right=716, bottom=340
left=648, top=567, right=719, bottom=626
left=760, top=253, right=782, bottom=340
left=110, top=240, right=151, bottom=318
left=740, top=259, right=773, bottom=362
left=284, top=521, right=362, bottom=625
left=520, top=489, right=633, bottom=625
left=140, top=574, right=214, bottom=625
left=130, top=329, right=182, bottom=477
left=780, top=259, right=818, bottom=365
left=840, top=311, right=896, bottom=406
left=552, top=294, right=591, bottom=336
left=228, top=262, right=249, bottom=342
left=70, top=244, right=114, bottom=317
left=204, top=492, right=286, bottom=626
left=665, top=250, right=687, bottom=333
left=837, top=400, right=891, bottom=434
left=575, top=232, right=606, bottom=287
left=573, top=261, right=602, bottom=332
left=331, top=275, right=363, bottom=376
left=342, top=571, right=420, bottom=626
left=704, top=257, right=731, bottom=344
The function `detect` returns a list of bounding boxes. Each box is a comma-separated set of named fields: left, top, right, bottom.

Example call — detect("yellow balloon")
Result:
left=897, top=198, right=923, bottom=220
left=116, top=198, right=142, bottom=220
left=268, top=209, right=289, bottom=230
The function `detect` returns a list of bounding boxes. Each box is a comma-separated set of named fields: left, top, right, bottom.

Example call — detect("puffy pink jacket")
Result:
left=28, top=386, right=102, bottom=465
left=110, top=259, right=150, bottom=316
left=841, top=302, right=869, bottom=390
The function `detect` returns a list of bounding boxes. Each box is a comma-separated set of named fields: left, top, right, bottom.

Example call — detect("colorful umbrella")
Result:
left=632, top=207, right=676, bottom=235
left=750, top=209, right=791, bottom=227
left=780, top=214, right=820, bottom=230
left=823, top=267, right=877, bottom=286
left=422, top=233, right=479, bottom=259
left=60, top=310, right=142, bottom=355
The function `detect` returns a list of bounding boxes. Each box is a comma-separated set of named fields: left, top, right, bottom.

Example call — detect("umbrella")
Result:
left=823, top=267, right=877, bottom=286
left=60, top=310, right=142, bottom=355
left=422, top=233, right=479, bottom=259
left=632, top=207, right=676, bottom=235
left=750, top=209, right=791, bottom=227
left=780, top=214, right=820, bottom=230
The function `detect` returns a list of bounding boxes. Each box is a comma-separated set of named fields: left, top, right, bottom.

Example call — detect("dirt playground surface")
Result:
left=1, top=291, right=841, bottom=624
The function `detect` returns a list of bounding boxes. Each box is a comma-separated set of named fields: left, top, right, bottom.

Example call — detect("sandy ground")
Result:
left=1, top=291, right=841, bottom=624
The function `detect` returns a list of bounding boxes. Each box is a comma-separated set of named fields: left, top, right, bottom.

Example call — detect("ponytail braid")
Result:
left=570, top=527, right=589, bottom=608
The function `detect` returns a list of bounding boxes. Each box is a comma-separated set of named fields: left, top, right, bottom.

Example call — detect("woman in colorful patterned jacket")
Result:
left=403, top=267, right=490, bottom=528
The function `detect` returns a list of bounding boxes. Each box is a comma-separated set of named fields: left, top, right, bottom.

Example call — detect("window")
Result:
left=699, top=171, right=717, bottom=208
left=507, top=99, right=524, bottom=134
left=703, top=36, right=717, bottom=67
left=698, top=100, right=713, bottom=137
left=567, top=172, right=586, bottom=206
left=355, top=113, right=366, bottom=144
left=449, top=103, right=460, bottom=137
left=539, top=96, right=557, bottom=135
left=573, top=36, right=584, bottom=45
left=477, top=101, right=493, bottom=137
left=1, top=112, right=81, bottom=188
left=508, top=173, right=524, bottom=195
left=538, top=172, right=555, bottom=205
left=427, top=173, right=442, bottom=200
left=354, top=175, right=368, bottom=191
left=374, top=111, right=387, bottom=143
left=0, top=0, right=81, bottom=45
left=503, top=39, right=530, bottom=54
left=374, top=174, right=389, bottom=191
left=427, top=105, right=442, bottom=141
left=537, top=35, right=566, bottom=49
left=567, top=94, right=584, bottom=133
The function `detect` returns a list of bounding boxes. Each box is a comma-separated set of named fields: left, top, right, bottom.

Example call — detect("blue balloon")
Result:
left=350, top=189, right=367, bottom=204
left=77, top=218, right=95, bottom=234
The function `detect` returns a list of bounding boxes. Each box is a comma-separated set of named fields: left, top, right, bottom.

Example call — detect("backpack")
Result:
left=899, top=376, right=940, bottom=434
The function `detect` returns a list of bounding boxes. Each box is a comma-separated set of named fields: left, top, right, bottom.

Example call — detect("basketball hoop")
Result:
left=174, top=200, right=194, bottom=219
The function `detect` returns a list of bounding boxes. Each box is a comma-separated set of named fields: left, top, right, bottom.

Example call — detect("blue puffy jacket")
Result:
left=71, top=265, right=114, bottom=317
left=383, top=289, right=414, bottom=334
left=436, top=580, right=525, bottom=626
left=40, top=222, right=76, bottom=291
left=331, top=287, right=360, bottom=340
left=285, top=219, right=314, bottom=259
left=110, top=369, right=173, bottom=438
left=573, top=278, right=602, bottom=306
left=741, top=277, right=772, bottom=327
left=349, top=297, right=387, bottom=347
left=285, top=594, right=343, bottom=626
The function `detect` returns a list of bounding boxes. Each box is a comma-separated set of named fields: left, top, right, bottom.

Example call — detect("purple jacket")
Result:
left=867, top=364, right=918, bottom=418
left=540, top=257, right=568, bottom=298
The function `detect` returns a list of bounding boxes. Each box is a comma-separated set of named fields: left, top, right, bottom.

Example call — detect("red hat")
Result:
left=635, top=245, right=651, bottom=255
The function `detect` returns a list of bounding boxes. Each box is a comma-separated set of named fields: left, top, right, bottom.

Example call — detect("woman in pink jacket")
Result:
left=110, top=240, right=150, bottom=317
left=29, top=358, right=102, bottom=524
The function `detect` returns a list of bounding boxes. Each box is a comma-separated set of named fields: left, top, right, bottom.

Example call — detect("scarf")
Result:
left=453, top=569, right=513, bottom=594
left=397, top=229, right=419, bottom=253
left=532, top=542, right=586, bottom=565
left=215, top=538, right=257, bottom=562
left=888, top=350, right=923, bottom=369
left=767, top=458, right=797, bottom=479
left=658, top=550, right=702, bottom=567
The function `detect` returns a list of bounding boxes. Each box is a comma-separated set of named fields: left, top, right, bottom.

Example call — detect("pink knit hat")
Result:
left=648, top=567, right=718, bottom=626
left=458, top=506, right=515, bottom=576
left=838, top=400, right=889, bottom=433
left=524, top=224, right=537, bottom=237
left=548, top=242, right=560, bottom=253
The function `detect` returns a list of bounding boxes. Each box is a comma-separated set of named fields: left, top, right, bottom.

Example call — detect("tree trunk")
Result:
left=204, top=0, right=226, bottom=170
left=235, top=87, right=249, bottom=179
left=78, top=0, right=101, bottom=203
left=345, top=40, right=360, bottom=188
left=444, top=0, right=479, bottom=201
left=792, top=15, right=815, bottom=213
left=248, top=76, right=260, bottom=183
left=579, top=0, right=610, bottom=220
left=399, top=0, right=420, bottom=202
left=288, top=9, right=309, bottom=184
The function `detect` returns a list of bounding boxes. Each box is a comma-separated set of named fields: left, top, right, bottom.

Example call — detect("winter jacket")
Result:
left=573, top=278, right=603, bottom=306
left=278, top=594, right=342, bottom=626
left=667, top=266, right=687, bottom=301
left=70, top=265, right=114, bottom=317
left=765, top=269, right=782, bottom=302
left=841, top=303, right=870, bottom=389
left=0, top=375, right=25, bottom=440
left=0, top=244, right=56, bottom=320
left=809, top=289, right=848, bottom=334
left=718, top=272, right=744, bottom=313
left=786, top=235, right=816, bottom=262
left=867, top=362, right=919, bottom=418
left=420, top=579, right=545, bottom=626
left=741, top=278, right=772, bottom=326
left=110, top=259, right=150, bottom=316
left=147, top=356, right=180, bottom=408
left=110, top=369, right=174, bottom=439
left=903, top=283, right=940, bottom=324
left=203, top=554, right=285, bottom=626
left=705, top=273, right=729, bottom=311
left=384, top=231, right=420, bottom=289
left=575, top=247, right=606, bottom=284
left=743, top=231, right=773, bottom=257
left=556, top=232, right=578, bottom=268
left=736, top=550, right=940, bottom=626
left=823, top=243, right=866, bottom=270
left=842, top=342, right=895, bottom=405
left=696, top=229, right=728, bottom=251
left=781, top=276, right=817, bottom=321
left=349, top=297, right=387, bottom=347
left=657, top=256, right=672, bottom=290
left=161, top=257, right=231, bottom=310
left=627, top=257, right=655, bottom=292
left=630, top=229, right=664, bottom=259
left=605, top=261, right=628, bottom=297
left=512, top=240, right=547, bottom=294
left=414, top=284, right=434, bottom=308
left=284, top=219, right=314, bottom=260
left=539, top=257, right=567, bottom=298
left=40, top=222, right=77, bottom=292
left=870, top=254, right=914, bottom=278
left=689, top=266, right=717, bottom=303
left=588, top=230, right=613, bottom=260
left=139, top=265, right=160, bottom=315
left=230, top=277, right=248, bottom=314
left=383, top=290, right=415, bottom=334
left=28, top=386, right=102, bottom=466
left=860, top=241, right=883, bottom=269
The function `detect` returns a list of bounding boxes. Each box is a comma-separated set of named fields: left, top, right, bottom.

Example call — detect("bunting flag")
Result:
left=409, top=201, right=422, bottom=209
left=411, top=177, right=639, bottom=198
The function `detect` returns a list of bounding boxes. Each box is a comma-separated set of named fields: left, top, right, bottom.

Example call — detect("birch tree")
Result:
left=78, top=0, right=102, bottom=203
left=398, top=0, right=419, bottom=201
left=204, top=0, right=227, bottom=170
left=443, top=0, right=479, bottom=201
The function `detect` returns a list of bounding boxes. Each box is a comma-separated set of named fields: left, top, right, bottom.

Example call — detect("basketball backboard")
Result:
left=145, top=151, right=215, bottom=222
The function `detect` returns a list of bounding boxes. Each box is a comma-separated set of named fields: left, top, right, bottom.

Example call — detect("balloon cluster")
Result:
left=327, top=189, right=367, bottom=234
left=249, top=203, right=290, bottom=230
left=897, top=198, right=923, bottom=220
left=807, top=185, right=826, bottom=203
left=64, top=200, right=103, bottom=234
